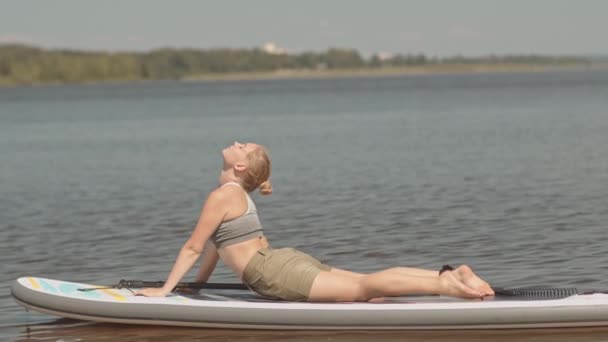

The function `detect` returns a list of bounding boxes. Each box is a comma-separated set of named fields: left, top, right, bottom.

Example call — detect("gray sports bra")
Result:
left=210, top=182, right=264, bottom=248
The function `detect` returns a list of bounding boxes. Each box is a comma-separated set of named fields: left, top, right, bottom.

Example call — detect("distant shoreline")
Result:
left=2, top=44, right=606, bottom=87
left=181, top=62, right=607, bottom=83
left=1, top=62, right=606, bottom=88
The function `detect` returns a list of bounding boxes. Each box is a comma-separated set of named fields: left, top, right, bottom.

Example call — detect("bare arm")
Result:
left=195, top=242, right=219, bottom=283
left=136, top=190, right=228, bottom=296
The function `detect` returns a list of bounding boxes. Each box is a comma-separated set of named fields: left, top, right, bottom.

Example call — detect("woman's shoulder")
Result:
left=206, top=184, right=249, bottom=219
left=208, top=184, right=243, bottom=203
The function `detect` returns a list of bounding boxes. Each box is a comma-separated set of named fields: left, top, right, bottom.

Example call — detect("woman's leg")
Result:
left=330, top=266, right=435, bottom=278
left=374, top=266, right=493, bottom=295
left=329, top=266, right=493, bottom=295
left=308, top=268, right=484, bottom=302
left=329, top=268, right=364, bottom=278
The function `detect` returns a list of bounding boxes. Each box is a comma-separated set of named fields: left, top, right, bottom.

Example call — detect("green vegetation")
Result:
left=0, top=44, right=595, bottom=86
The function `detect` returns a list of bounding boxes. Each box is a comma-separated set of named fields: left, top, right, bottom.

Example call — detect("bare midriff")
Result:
left=218, top=236, right=270, bottom=279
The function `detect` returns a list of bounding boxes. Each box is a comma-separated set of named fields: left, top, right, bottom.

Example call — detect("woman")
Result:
left=136, top=142, right=494, bottom=301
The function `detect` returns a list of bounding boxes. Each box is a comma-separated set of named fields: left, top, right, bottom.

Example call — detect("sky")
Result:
left=1, top=0, right=607, bottom=57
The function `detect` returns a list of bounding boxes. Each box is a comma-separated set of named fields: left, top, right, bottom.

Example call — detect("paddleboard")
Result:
left=11, top=277, right=608, bottom=330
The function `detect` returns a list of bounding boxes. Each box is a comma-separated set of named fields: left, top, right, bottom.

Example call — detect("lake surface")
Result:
left=2, top=69, right=608, bottom=341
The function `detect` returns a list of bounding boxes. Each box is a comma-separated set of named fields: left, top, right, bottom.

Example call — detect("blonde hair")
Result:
left=242, top=145, right=272, bottom=195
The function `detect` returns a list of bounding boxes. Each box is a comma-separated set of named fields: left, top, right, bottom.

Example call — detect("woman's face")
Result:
left=222, top=141, right=259, bottom=168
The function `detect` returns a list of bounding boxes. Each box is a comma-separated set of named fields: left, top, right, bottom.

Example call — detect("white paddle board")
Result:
left=11, top=277, right=608, bottom=330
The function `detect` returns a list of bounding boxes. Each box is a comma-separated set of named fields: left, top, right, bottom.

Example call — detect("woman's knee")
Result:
left=357, top=276, right=383, bottom=301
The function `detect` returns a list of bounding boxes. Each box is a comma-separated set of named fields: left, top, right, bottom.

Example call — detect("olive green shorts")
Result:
left=242, top=247, right=332, bottom=301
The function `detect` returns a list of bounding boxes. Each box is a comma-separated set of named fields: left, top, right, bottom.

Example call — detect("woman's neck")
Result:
left=218, top=170, right=240, bottom=187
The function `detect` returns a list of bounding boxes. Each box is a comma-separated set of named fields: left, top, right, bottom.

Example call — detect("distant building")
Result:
left=262, top=42, right=287, bottom=55
left=376, top=52, right=394, bottom=61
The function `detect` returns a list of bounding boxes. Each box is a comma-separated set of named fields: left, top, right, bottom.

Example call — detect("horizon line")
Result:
left=1, top=42, right=606, bottom=59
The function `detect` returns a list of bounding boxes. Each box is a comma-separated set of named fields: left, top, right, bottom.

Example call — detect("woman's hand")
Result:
left=134, top=287, right=170, bottom=297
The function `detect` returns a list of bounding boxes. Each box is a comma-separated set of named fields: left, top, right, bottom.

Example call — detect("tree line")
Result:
left=0, top=44, right=590, bottom=86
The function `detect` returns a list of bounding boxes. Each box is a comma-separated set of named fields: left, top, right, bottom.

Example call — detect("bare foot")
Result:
left=438, top=271, right=484, bottom=298
left=454, top=265, right=494, bottom=296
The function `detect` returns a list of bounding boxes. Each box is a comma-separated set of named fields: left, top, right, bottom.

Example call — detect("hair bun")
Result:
left=259, top=180, right=273, bottom=195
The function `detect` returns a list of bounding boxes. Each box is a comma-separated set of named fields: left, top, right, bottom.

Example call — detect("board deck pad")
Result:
left=12, top=277, right=608, bottom=330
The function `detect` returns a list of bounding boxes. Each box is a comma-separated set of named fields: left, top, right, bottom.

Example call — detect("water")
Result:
left=1, top=70, right=608, bottom=340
